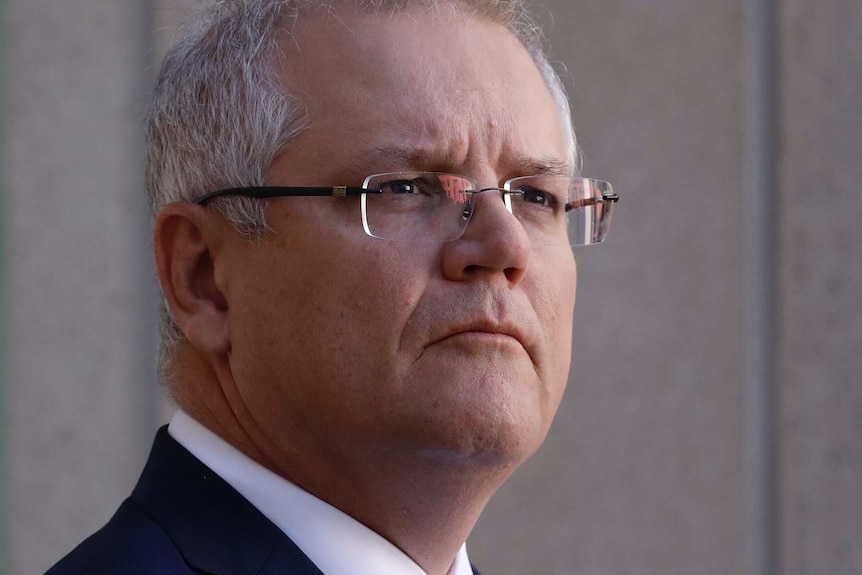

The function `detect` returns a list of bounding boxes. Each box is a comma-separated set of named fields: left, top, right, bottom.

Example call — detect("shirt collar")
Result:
left=168, top=410, right=474, bottom=575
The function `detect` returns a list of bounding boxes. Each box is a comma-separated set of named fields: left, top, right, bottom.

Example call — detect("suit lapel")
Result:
left=131, top=427, right=324, bottom=575
left=132, top=428, right=487, bottom=575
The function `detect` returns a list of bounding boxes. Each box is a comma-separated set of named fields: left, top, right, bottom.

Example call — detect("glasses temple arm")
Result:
left=565, top=192, right=620, bottom=212
left=196, top=185, right=382, bottom=206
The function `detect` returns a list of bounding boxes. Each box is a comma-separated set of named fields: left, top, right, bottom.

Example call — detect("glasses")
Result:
left=196, top=172, right=618, bottom=246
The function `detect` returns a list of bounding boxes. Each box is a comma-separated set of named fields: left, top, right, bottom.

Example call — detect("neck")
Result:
left=290, top=447, right=517, bottom=575
left=171, top=355, right=523, bottom=575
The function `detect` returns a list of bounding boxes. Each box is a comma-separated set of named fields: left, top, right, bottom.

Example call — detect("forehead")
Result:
left=271, top=5, right=570, bottom=180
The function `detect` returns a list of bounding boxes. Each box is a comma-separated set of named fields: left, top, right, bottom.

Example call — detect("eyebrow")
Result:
left=340, top=146, right=574, bottom=179
left=507, top=154, right=573, bottom=177
left=347, top=145, right=444, bottom=173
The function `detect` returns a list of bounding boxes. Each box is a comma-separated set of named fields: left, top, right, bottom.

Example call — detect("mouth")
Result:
left=433, top=321, right=530, bottom=354
left=413, top=292, right=541, bottom=367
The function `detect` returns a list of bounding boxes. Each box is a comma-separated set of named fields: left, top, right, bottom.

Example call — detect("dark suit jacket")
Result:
left=46, top=427, right=483, bottom=575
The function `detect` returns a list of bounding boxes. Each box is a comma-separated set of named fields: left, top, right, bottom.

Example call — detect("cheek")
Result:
left=282, top=242, right=435, bottom=376
left=529, top=251, right=577, bottom=391
left=336, top=246, right=431, bottom=332
left=226, top=242, right=436, bottom=428
left=531, top=249, right=576, bottom=325
left=557, top=258, right=577, bottom=361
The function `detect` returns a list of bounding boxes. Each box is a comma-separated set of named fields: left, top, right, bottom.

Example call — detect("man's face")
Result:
left=219, top=7, right=576, bottom=474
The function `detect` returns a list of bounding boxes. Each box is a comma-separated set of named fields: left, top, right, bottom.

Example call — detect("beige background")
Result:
left=3, top=0, right=859, bottom=574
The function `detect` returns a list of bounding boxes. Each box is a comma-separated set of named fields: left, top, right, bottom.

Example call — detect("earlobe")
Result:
left=154, top=203, right=231, bottom=356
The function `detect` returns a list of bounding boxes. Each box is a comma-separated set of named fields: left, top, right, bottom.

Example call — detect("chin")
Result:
left=456, top=427, right=545, bottom=469
left=393, top=352, right=561, bottom=468
left=410, top=387, right=550, bottom=469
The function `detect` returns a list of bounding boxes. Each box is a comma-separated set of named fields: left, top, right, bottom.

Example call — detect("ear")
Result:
left=154, top=202, right=231, bottom=356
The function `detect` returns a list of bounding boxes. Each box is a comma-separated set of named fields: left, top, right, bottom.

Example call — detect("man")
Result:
left=48, top=0, right=617, bottom=573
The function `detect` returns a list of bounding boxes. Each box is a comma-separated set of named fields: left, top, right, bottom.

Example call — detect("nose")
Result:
left=440, top=188, right=531, bottom=286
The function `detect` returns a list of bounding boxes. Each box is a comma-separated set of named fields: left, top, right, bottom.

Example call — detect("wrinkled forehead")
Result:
left=270, top=4, right=574, bottom=177
left=276, top=2, right=572, bottom=119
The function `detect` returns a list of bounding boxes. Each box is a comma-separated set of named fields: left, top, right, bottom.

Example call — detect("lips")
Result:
left=410, top=290, right=541, bottom=366
left=438, top=321, right=524, bottom=345
left=429, top=317, right=536, bottom=363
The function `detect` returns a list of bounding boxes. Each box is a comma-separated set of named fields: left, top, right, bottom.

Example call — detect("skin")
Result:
left=155, top=5, right=576, bottom=575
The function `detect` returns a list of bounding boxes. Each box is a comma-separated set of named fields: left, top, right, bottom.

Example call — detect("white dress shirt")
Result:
left=169, top=410, right=474, bottom=575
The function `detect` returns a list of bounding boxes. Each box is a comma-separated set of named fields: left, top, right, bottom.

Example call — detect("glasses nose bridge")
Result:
left=470, top=186, right=515, bottom=212
left=458, top=186, right=517, bottom=238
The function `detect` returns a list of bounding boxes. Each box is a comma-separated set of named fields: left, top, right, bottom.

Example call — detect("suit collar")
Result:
left=131, top=427, right=324, bottom=575
left=132, top=427, right=484, bottom=575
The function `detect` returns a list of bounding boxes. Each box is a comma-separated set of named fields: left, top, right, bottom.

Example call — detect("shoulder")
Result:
left=45, top=497, right=194, bottom=575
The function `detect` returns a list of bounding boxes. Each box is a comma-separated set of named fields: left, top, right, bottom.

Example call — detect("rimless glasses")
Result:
left=196, top=172, right=618, bottom=247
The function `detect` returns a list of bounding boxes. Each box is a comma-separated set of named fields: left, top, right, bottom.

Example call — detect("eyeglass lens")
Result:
left=361, top=172, right=615, bottom=246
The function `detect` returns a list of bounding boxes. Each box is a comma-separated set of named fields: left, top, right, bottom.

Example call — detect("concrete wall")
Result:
left=471, top=2, right=748, bottom=573
left=3, top=2, right=162, bottom=574
left=778, top=1, right=862, bottom=573
left=2, top=1, right=859, bottom=574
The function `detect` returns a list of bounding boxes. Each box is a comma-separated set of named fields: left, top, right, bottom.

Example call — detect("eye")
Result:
left=381, top=177, right=442, bottom=196
left=520, top=187, right=560, bottom=210
left=383, top=180, right=420, bottom=194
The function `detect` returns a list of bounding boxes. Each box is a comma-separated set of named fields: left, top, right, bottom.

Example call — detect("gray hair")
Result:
left=147, top=0, right=579, bottom=382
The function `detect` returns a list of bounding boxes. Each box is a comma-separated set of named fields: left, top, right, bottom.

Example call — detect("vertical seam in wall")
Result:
left=743, top=0, right=779, bottom=574
left=136, top=0, right=159, bottom=457
left=0, top=0, right=7, bottom=568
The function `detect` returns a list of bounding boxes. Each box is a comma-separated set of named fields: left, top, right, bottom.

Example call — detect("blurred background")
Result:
left=1, top=0, right=860, bottom=574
